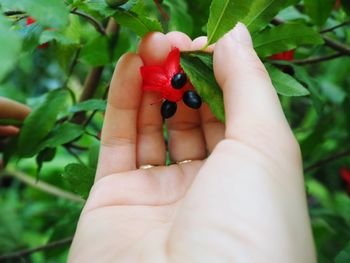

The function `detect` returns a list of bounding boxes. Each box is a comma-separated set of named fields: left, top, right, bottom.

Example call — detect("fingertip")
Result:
left=191, top=36, right=214, bottom=52
left=110, top=52, right=143, bottom=109
left=138, top=32, right=171, bottom=66
left=166, top=31, right=192, bottom=50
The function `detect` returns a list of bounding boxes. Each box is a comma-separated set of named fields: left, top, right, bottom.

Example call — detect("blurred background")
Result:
left=0, top=0, right=350, bottom=262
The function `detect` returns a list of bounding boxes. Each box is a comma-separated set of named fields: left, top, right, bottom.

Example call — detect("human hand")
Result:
left=68, top=23, right=316, bottom=263
left=0, top=97, right=30, bottom=137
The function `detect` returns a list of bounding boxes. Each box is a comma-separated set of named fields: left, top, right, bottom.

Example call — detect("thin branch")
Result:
left=4, top=9, right=106, bottom=35
left=0, top=237, right=73, bottom=260
left=0, top=169, right=83, bottom=203
left=292, top=52, right=344, bottom=65
left=72, top=19, right=119, bottom=124
left=320, top=20, right=350, bottom=34
left=70, top=9, right=106, bottom=35
left=323, top=35, right=350, bottom=56
left=64, top=48, right=81, bottom=88
left=304, top=149, right=350, bottom=173
left=64, top=146, right=84, bottom=164
left=272, top=18, right=350, bottom=56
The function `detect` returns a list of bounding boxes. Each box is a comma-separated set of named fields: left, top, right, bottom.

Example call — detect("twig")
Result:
left=323, top=35, right=350, bottom=56
left=0, top=237, right=73, bottom=260
left=65, top=146, right=84, bottom=164
left=72, top=19, right=119, bottom=125
left=272, top=18, right=350, bottom=56
left=70, top=9, right=106, bottom=35
left=4, top=9, right=106, bottom=35
left=64, top=48, right=81, bottom=88
left=320, top=20, right=350, bottom=34
left=292, top=52, right=344, bottom=65
left=304, top=149, right=350, bottom=173
left=1, top=169, right=83, bottom=203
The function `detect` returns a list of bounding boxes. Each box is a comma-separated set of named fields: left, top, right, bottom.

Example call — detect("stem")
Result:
left=292, top=52, right=344, bottom=65
left=1, top=169, right=83, bottom=203
left=64, top=48, right=81, bottom=88
left=0, top=237, right=73, bottom=260
left=153, top=0, right=169, bottom=21
left=320, top=20, right=350, bottom=33
left=72, top=19, right=119, bottom=124
left=272, top=18, right=350, bottom=56
left=304, top=149, right=350, bottom=173
left=70, top=9, right=106, bottom=35
left=4, top=9, right=106, bottom=35
left=65, top=146, right=84, bottom=164
left=323, top=35, right=350, bottom=55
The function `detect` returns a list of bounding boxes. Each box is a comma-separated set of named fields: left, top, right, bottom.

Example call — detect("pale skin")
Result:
left=68, top=23, right=316, bottom=263
left=0, top=97, right=30, bottom=136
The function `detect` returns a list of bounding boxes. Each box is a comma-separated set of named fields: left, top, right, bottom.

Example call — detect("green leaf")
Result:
left=37, top=123, right=84, bottom=152
left=36, top=147, right=57, bottom=177
left=304, top=0, right=335, bottom=26
left=88, top=142, right=100, bottom=169
left=254, top=23, right=324, bottom=57
left=78, top=0, right=118, bottom=17
left=243, top=0, right=287, bottom=33
left=180, top=53, right=225, bottom=122
left=335, top=241, right=350, bottom=263
left=0, top=15, right=22, bottom=82
left=62, top=163, right=95, bottom=199
left=19, top=23, right=44, bottom=52
left=186, top=0, right=211, bottom=37
left=18, top=89, right=70, bottom=157
left=40, top=30, right=78, bottom=46
left=1, top=0, right=69, bottom=29
left=266, top=64, right=310, bottom=96
left=163, top=0, right=194, bottom=35
left=113, top=0, right=163, bottom=37
left=70, top=99, right=107, bottom=112
left=207, top=0, right=250, bottom=45
left=292, top=64, right=324, bottom=114
left=80, top=35, right=110, bottom=66
left=342, top=0, right=350, bottom=15
left=206, top=0, right=293, bottom=45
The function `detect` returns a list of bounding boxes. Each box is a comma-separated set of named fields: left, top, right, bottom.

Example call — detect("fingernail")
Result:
left=230, top=22, right=253, bottom=47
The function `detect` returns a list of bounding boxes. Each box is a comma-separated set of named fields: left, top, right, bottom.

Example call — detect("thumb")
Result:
left=213, top=23, right=296, bottom=154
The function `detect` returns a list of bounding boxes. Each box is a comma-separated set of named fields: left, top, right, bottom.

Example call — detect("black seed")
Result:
left=183, top=90, right=202, bottom=109
left=161, top=100, right=177, bottom=118
left=171, top=73, right=187, bottom=89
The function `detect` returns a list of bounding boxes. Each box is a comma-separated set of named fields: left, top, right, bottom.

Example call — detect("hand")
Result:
left=0, top=97, right=30, bottom=136
left=68, top=23, right=316, bottom=263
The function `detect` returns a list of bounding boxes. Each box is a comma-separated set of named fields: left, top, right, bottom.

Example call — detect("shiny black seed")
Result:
left=183, top=90, right=202, bottom=109
left=171, top=73, right=187, bottom=89
left=161, top=100, right=177, bottom=119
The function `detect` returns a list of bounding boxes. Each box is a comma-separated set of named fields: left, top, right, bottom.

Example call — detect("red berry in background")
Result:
left=26, top=17, right=36, bottom=26
left=25, top=17, right=49, bottom=49
left=340, top=167, right=350, bottom=195
left=270, top=50, right=295, bottom=61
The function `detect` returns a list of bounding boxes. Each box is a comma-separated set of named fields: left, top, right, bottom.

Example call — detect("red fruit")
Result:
left=270, top=50, right=295, bottom=61
left=340, top=167, right=350, bottom=195
left=140, top=48, right=193, bottom=102
left=25, top=17, right=49, bottom=49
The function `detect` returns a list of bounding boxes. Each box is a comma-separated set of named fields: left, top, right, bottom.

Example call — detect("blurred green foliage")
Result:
left=0, top=0, right=350, bottom=262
